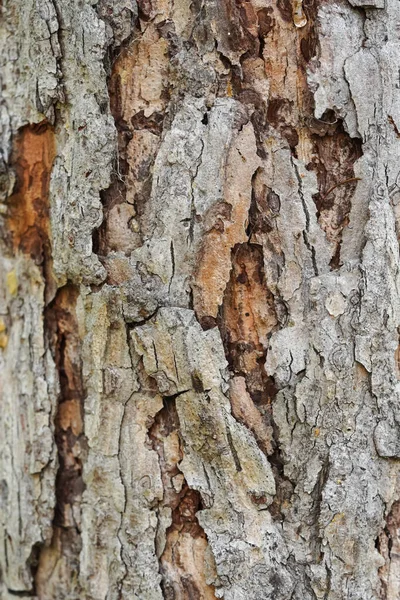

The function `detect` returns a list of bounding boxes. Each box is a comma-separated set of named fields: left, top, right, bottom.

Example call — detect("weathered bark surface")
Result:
left=1, top=0, right=400, bottom=599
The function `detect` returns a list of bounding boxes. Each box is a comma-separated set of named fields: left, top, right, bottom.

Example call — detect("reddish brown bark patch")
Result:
left=395, top=340, right=400, bottom=380
left=220, top=243, right=277, bottom=401
left=218, top=243, right=278, bottom=461
left=7, top=121, right=56, bottom=264
left=218, top=0, right=259, bottom=55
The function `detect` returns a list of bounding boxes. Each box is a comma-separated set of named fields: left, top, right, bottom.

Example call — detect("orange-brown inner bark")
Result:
left=7, top=121, right=56, bottom=263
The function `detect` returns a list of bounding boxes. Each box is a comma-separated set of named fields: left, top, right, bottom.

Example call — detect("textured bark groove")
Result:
left=2, top=0, right=400, bottom=599
left=220, top=243, right=277, bottom=455
left=377, top=500, right=400, bottom=599
left=35, top=285, right=86, bottom=598
left=149, top=397, right=217, bottom=599
left=94, top=33, right=166, bottom=261
left=310, top=119, right=363, bottom=269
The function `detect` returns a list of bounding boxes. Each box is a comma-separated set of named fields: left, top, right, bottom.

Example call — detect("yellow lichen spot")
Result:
left=332, top=513, right=344, bottom=523
left=314, top=428, right=320, bottom=437
left=0, top=319, right=8, bottom=349
left=7, top=270, right=18, bottom=295
left=119, top=68, right=129, bottom=86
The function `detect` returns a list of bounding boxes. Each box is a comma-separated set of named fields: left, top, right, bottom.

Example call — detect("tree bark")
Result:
left=1, top=0, right=400, bottom=598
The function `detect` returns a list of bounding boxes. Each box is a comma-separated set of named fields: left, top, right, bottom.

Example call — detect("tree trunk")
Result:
left=1, top=0, right=400, bottom=598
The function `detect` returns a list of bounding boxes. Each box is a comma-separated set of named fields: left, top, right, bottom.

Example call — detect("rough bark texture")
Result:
left=1, top=0, right=400, bottom=599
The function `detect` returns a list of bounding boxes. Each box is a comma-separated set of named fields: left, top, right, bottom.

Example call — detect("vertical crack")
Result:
left=35, top=285, right=87, bottom=597
left=148, top=395, right=217, bottom=599
left=292, top=156, right=319, bottom=276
